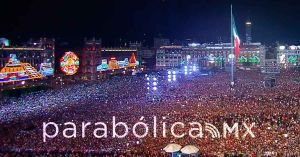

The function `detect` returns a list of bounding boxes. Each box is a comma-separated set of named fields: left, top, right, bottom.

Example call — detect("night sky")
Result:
left=1, top=0, right=300, bottom=46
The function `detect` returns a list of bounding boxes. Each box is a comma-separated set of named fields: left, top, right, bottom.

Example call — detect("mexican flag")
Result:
left=232, top=16, right=240, bottom=60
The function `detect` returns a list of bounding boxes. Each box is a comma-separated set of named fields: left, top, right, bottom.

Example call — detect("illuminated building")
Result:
left=0, top=54, right=43, bottom=83
left=245, top=21, right=252, bottom=43
left=277, top=45, right=300, bottom=69
left=0, top=38, right=55, bottom=77
left=101, top=48, right=137, bottom=61
left=81, top=38, right=138, bottom=79
left=81, top=38, right=102, bottom=79
left=156, top=42, right=265, bottom=69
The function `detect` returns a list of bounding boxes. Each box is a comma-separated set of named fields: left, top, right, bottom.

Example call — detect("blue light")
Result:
left=153, top=87, right=157, bottom=91
left=173, top=77, right=176, bottom=81
left=168, top=78, right=171, bottom=82
left=172, top=71, right=176, bottom=75
left=168, top=75, right=172, bottom=78
left=153, top=77, right=157, bottom=81
left=146, top=77, right=150, bottom=80
left=153, top=82, right=157, bottom=86
left=168, top=71, right=171, bottom=75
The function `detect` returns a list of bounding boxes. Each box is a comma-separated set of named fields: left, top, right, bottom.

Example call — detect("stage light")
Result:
left=173, top=78, right=176, bottom=81
left=172, top=71, right=176, bottom=75
left=153, top=82, right=157, bottom=86
left=168, top=78, right=171, bottom=82
left=153, top=77, right=157, bottom=81
left=153, top=87, right=157, bottom=91
left=146, top=77, right=150, bottom=80
left=168, top=75, right=171, bottom=78
left=168, top=71, right=171, bottom=75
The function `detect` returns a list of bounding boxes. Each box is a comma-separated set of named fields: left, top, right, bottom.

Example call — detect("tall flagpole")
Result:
left=230, top=4, right=234, bottom=86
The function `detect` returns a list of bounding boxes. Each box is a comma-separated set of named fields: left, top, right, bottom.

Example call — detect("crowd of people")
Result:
left=0, top=70, right=300, bottom=157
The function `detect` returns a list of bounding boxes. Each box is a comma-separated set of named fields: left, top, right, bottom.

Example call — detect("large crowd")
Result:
left=0, top=70, right=300, bottom=157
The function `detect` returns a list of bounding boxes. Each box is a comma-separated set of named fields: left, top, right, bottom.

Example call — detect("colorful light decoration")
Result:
left=60, top=51, right=80, bottom=75
left=238, top=56, right=247, bottom=63
left=248, top=56, right=260, bottom=63
left=288, top=56, right=298, bottom=64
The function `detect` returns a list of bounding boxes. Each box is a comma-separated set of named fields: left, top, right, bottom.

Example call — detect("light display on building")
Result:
left=97, top=59, right=109, bottom=72
left=129, top=53, right=138, bottom=67
left=238, top=55, right=260, bottom=63
left=60, top=51, right=80, bottom=75
left=108, top=57, right=119, bottom=70
left=0, top=54, right=43, bottom=83
left=96, top=53, right=138, bottom=72
left=288, top=56, right=298, bottom=64
left=238, top=56, right=247, bottom=63
left=39, top=63, right=54, bottom=76
left=248, top=56, right=260, bottom=63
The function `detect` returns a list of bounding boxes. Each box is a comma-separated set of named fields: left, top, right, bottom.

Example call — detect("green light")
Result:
left=248, top=56, right=260, bottom=63
left=288, top=56, right=298, bottom=63
left=215, top=56, right=223, bottom=63
left=238, top=56, right=247, bottom=63
left=4, top=40, right=9, bottom=46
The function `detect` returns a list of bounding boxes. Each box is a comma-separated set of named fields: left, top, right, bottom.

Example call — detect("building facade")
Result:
left=277, top=45, right=300, bottom=69
left=81, top=38, right=102, bottom=79
left=245, top=21, right=252, bottom=43
left=0, top=38, right=55, bottom=75
left=156, top=42, right=265, bottom=69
